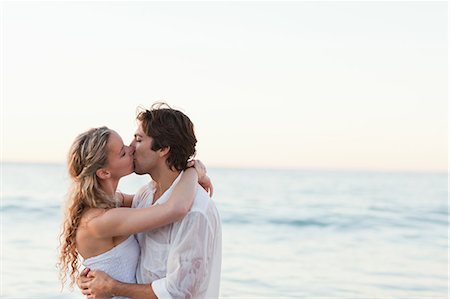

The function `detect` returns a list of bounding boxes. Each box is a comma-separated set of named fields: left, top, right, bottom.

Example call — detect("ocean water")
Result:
left=1, top=163, right=448, bottom=298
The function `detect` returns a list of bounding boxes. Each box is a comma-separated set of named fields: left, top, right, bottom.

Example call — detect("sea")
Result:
left=1, top=163, right=448, bottom=298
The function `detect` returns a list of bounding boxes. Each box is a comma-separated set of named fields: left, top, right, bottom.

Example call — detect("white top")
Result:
left=82, top=235, right=140, bottom=299
left=132, top=172, right=222, bottom=299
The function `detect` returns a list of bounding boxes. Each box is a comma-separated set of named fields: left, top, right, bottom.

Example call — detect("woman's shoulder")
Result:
left=76, top=208, right=116, bottom=258
left=79, top=208, right=107, bottom=229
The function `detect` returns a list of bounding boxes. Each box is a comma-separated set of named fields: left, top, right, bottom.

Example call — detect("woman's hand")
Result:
left=199, top=175, right=213, bottom=197
left=187, top=160, right=214, bottom=197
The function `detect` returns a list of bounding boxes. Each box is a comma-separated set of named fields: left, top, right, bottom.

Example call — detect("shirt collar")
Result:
left=151, top=170, right=184, bottom=205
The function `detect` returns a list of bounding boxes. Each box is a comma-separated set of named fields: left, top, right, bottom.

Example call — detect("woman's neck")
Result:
left=99, top=179, right=119, bottom=197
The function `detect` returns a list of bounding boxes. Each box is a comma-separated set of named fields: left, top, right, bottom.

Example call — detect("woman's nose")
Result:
left=127, top=145, right=135, bottom=155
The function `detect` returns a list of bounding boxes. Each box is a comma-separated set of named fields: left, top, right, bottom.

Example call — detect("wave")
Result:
left=1, top=203, right=62, bottom=217
left=267, top=218, right=330, bottom=228
left=222, top=215, right=333, bottom=228
left=221, top=212, right=448, bottom=230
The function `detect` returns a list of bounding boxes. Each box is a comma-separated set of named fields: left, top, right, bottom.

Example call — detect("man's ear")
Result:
left=158, top=146, right=170, bottom=158
left=96, top=168, right=111, bottom=180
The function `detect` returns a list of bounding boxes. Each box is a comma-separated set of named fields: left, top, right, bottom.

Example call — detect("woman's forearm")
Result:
left=166, top=168, right=198, bottom=215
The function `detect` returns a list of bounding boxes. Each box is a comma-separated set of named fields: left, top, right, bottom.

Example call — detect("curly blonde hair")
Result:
left=58, top=126, right=119, bottom=289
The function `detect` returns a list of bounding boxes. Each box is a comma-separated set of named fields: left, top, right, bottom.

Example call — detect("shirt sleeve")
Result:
left=151, top=211, right=215, bottom=299
left=131, top=183, right=154, bottom=209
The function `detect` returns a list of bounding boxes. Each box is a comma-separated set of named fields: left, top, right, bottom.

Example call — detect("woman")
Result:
left=58, top=126, right=210, bottom=294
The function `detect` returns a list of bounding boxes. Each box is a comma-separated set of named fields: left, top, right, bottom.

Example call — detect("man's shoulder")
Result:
left=132, top=182, right=154, bottom=208
left=189, top=185, right=219, bottom=216
left=181, top=186, right=221, bottom=234
left=195, top=184, right=211, bottom=200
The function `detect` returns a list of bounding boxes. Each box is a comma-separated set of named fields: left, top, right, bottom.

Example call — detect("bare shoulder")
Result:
left=79, top=208, right=108, bottom=230
left=76, top=208, right=116, bottom=258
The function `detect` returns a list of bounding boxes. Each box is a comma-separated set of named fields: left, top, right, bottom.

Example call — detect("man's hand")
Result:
left=78, top=268, right=93, bottom=297
left=79, top=269, right=116, bottom=299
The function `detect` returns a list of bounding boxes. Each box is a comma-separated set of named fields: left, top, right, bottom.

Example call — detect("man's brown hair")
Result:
left=137, top=103, right=197, bottom=171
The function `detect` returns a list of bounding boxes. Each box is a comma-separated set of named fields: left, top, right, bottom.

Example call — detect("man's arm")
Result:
left=79, top=269, right=157, bottom=299
left=152, top=211, right=216, bottom=298
left=112, top=281, right=157, bottom=299
left=80, top=213, right=216, bottom=299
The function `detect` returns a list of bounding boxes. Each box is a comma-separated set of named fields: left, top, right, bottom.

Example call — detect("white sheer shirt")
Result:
left=131, top=172, right=222, bottom=299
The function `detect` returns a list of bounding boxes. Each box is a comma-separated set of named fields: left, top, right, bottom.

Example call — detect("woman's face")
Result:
left=130, top=121, right=159, bottom=175
left=105, top=130, right=134, bottom=179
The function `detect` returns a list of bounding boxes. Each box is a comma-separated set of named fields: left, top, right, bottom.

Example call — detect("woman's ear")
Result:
left=96, top=168, right=111, bottom=180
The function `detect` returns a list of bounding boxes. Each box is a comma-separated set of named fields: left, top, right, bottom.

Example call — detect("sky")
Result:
left=1, top=1, right=448, bottom=172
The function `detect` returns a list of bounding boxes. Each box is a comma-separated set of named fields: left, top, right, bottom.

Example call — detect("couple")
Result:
left=58, top=103, right=222, bottom=298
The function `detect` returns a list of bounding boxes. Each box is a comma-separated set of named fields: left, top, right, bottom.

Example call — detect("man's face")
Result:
left=130, top=122, right=158, bottom=175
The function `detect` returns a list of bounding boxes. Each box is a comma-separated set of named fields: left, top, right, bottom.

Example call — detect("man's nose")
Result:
left=128, top=145, right=135, bottom=155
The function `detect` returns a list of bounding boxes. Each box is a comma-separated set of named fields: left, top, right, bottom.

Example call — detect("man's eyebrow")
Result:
left=119, top=145, right=124, bottom=154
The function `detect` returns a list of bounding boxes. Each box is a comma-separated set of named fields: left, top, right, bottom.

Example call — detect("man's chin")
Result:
left=133, top=162, right=148, bottom=175
left=133, top=169, right=145, bottom=175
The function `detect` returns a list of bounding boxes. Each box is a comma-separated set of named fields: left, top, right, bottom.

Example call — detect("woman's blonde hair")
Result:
left=58, top=126, right=118, bottom=288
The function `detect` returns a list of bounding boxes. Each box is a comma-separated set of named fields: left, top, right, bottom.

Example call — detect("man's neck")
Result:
left=150, top=165, right=180, bottom=203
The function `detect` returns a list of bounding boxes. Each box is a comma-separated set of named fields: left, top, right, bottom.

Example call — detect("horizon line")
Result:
left=1, top=160, right=447, bottom=175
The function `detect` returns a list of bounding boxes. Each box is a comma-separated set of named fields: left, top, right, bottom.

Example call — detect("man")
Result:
left=79, top=103, right=222, bottom=298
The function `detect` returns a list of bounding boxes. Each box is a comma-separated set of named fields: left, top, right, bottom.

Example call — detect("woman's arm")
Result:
left=87, top=168, right=199, bottom=238
left=116, top=159, right=212, bottom=208
left=188, top=159, right=214, bottom=196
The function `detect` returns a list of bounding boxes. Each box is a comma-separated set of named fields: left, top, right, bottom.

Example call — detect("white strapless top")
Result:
left=82, top=235, right=140, bottom=299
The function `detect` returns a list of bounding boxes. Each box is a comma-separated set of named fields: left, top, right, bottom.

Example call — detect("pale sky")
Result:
left=1, top=1, right=448, bottom=172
